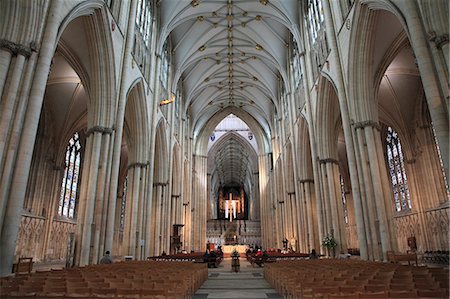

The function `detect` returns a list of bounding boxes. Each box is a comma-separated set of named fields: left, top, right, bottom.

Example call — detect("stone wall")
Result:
left=14, top=215, right=76, bottom=262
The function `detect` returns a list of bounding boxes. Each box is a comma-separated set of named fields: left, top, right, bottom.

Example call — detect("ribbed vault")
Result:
left=159, top=0, right=300, bottom=134
left=208, top=131, right=258, bottom=201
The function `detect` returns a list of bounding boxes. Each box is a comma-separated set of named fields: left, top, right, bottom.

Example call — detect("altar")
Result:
left=223, top=244, right=249, bottom=257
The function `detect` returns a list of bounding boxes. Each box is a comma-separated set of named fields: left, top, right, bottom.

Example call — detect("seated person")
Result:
left=208, top=250, right=218, bottom=268
left=203, top=250, right=210, bottom=263
left=256, top=249, right=263, bottom=256
left=309, top=249, right=319, bottom=259
left=99, top=251, right=113, bottom=264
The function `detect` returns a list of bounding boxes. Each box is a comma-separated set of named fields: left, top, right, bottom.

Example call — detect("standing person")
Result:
left=99, top=251, right=113, bottom=264
left=231, top=249, right=240, bottom=272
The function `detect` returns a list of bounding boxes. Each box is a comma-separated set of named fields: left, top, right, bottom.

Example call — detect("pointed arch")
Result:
left=124, top=80, right=150, bottom=164
left=315, top=76, right=342, bottom=160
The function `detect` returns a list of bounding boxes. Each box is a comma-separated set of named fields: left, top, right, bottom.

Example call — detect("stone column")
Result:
left=136, top=164, right=147, bottom=260
left=91, top=133, right=111, bottom=263
left=191, top=155, right=207, bottom=251
left=403, top=1, right=449, bottom=181
left=288, top=192, right=298, bottom=246
left=78, top=130, right=102, bottom=266
left=0, top=0, right=60, bottom=274
left=153, top=183, right=164, bottom=255
left=258, top=155, right=268, bottom=248
left=320, top=158, right=347, bottom=254
left=364, top=124, right=392, bottom=259
left=354, top=125, right=379, bottom=260
left=144, top=165, right=153, bottom=259
left=301, top=179, right=317, bottom=252
left=319, top=162, right=332, bottom=237
left=322, top=0, right=368, bottom=260
left=105, top=0, right=137, bottom=253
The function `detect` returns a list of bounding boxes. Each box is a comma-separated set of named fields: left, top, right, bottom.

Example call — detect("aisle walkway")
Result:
left=193, top=258, right=282, bottom=299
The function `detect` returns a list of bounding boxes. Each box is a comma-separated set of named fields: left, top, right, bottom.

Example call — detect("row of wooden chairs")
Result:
left=264, top=259, right=449, bottom=299
left=0, top=260, right=208, bottom=298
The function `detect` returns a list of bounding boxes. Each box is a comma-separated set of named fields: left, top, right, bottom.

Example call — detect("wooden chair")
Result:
left=416, top=289, right=448, bottom=298
left=329, top=293, right=359, bottom=299
left=359, top=291, right=388, bottom=299
left=115, top=288, right=141, bottom=298
left=90, top=287, right=116, bottom=298
left=365, top=285, right=387, bottom=293
left=13, top=257, right=33, bottom=274
left=140, top=289, right=168, bottom=299
left=387, top=290, right=418, bottom=298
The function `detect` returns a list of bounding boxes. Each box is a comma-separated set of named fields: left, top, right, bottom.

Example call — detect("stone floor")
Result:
left=193, top=258, right=282, bottom=299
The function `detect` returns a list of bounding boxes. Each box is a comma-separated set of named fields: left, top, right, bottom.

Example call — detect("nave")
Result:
left=0, top=1, right=448, bottom=296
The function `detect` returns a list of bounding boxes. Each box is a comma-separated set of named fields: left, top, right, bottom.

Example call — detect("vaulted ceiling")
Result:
left=159, top=0, right=301, bottom=136
left=208, top=131, right=258, bottom=199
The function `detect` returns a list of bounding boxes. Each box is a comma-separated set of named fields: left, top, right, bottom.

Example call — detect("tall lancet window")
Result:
left=160, top=41, right=169, bottom=89
left=340, top=175, right=348, bottom=224
left=136, top=0, right=152, bottom=46
left=120, top=176, right=128, bottom=231
left=308, top=0, right=324, bottom=42
left=386, top=126, right=411, bottom=212
left=58, top=132, right=82, bottom=218
left=292, top=40, right=303, bottom=89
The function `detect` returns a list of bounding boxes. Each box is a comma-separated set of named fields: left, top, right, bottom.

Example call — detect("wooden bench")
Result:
left=387, top=251, right=418, bottom=265
left=12, top=257, right=33, bottom=274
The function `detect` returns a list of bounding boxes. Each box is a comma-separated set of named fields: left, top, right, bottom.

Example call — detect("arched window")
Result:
left=120, top=176, right=128, bottom=231
left=308, top=0, right=324, bottom=42
left=292, top=40, right=303, bottom=89
left=339, top=175, right=348, bottom=224
left=58, top=132, right=82, bottom=218
left=431, top=124, right=450, bottom=197
left=160, top=41, right=169, bottom=89
left=136, top=0, right=152, bottom=46
left=386, top=126, right=411, bottom=212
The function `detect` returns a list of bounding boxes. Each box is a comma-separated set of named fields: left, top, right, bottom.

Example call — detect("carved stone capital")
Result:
left=0, top=39, right=33, bottom=57
left=298, top=178, right=314, bottom=184
left=86, top=126, right=114, bottom=136
left=352, top=120, right=381, bottom=131
left=429, top=32, right=449, bottom=49
left=127, top=162, right=148, bottom=169
left=319, top=158, right=339, bottom=165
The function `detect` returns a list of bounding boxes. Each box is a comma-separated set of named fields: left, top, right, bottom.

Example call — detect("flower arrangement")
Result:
left=322, top=235, right=337, bottom=249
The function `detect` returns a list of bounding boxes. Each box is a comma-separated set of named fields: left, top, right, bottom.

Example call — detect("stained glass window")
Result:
left=431, top=124, right=450, bottom=197
left=308, top=0, right=324, bottom=42
left=58, top=132, right=82, bottom=219
left=160, top=41, right=169, bottom=89
left=386, top=126, right=411, bottom=212
left=340, top=175, right=348, bottom=224
left=120, top=176, right=128, bottom=231
left=292, top=40, right=303, bottom=89
left=136, top=0, right=152, bottom=46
